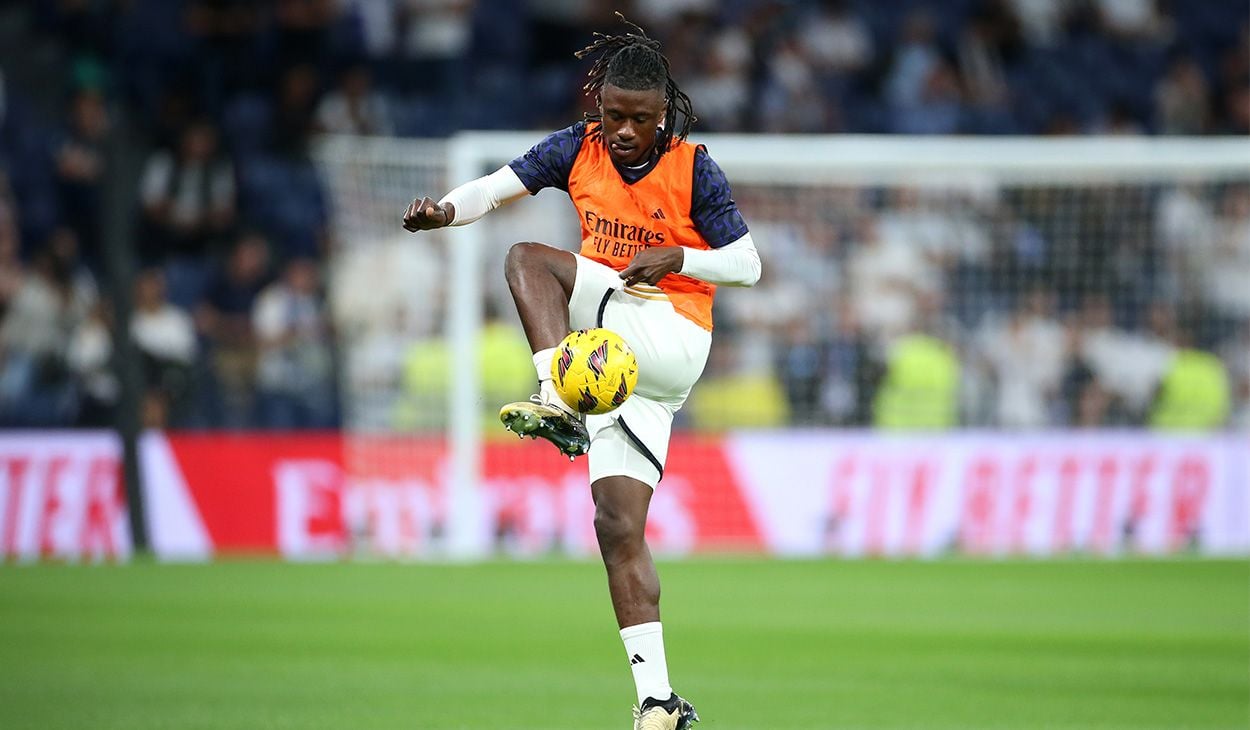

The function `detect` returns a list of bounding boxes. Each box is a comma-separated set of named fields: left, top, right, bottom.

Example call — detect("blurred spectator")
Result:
left=775, top=317, right=827, bottom=425
left=339, top=0, right=400, bottom=59
left=1155, top=183, right=1216, bottom=303
left=393, top=0, right=474, bottom=95
left=820, top=295, right=873, bottom=426
left=197, top=231, right=272, bottom=427
left=682, top=28, right=752, bottom=132
left=1094, top=0, right=1172, bottom=44
left=1217, top=71, right=1249, bottom=136
left=0, top=227, right=95, bottom=426
left=974, top=287, right=1068, bottom=427
left=886, top=10, right=942, bottom=111
left=54, top=87, right=109, bottom=261
left=957, top=1, right=1022, bottom=118
left=1214, top=23, right=1249, bottom=135
left=760, top=37, right=839, bottom=133
left=872, top=332, right=960, bottom=430
left=0, top=180, right=24, bottom=321
left=879, top=187, right=992, bottom=274
left=271, top=63, right=321, bottom=156
left=1007, top=0, right=1073, bottom=46
left=1145, top=305, right=1230, bottom=430
left=66, top=299, right=117, bottom=427
left=253, top=258, right=336, bottom=428
left=892, top=57, right=964, bottom=134
left=1204, top=186, right=1250, bottom=325
left=1154, top=55, right=1211, bottom=135
left=138, top=117, right=237, bottom=264
left=1149, top=346, right=1230, bottom=431
left=348, top=306, right=413, bottom=430
left=1068, top=364, right=1121, bottom=427
left=132, top=268, right=197, bottom=426
left=718, top=245, right=813, bottom=377
left=1069, top=294, right=1174, bottom=423
left=848, top=215, right=941, bottom=346
left=799, top=0, right=874, bottom=75
left=1219, top=322, right=1250, bottom=430
left=315, top=63, right=393, bottom=136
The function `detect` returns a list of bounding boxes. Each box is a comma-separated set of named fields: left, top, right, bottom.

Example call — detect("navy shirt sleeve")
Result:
left=690, top=147, right=749, bottom=248
left=507, top=121, right=586, bottom=194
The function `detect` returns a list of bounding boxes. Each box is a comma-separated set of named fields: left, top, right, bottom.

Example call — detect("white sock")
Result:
left=620, top=622, right=672, bottom=706
left=532, top=348, right=556, bottom=382
left=533, top=347, right=577, bottom=415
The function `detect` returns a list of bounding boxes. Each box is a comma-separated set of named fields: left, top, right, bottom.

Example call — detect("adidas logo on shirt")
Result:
left=651, top=208, right=665, bottom=220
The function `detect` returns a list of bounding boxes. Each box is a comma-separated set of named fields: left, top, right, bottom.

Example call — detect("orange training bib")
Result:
left=567, top=129, right=716, bottom=331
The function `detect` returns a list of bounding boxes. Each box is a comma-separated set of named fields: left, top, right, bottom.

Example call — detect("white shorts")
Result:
left=568, top=255, right=711, bottom=488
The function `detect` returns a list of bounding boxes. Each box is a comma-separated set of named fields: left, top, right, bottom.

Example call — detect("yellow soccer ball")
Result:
left=551, top=328, right=638, bottom=415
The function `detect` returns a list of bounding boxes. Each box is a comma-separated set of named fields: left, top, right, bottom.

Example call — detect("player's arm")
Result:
left=618, top=232, right=761, bottom=287
left=403, top=123, right=583, bottom=233
left=678, top=232, right=761, bottom=286
left=402, top=166, right=530, bottom=231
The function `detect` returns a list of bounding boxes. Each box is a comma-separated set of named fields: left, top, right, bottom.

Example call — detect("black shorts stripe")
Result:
left=596, top=289, right=614, bottom=328
left=616, top=416, right=664, bottom=481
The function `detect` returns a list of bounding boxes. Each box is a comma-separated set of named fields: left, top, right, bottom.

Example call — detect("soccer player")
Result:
left=402, top=16, right=760, bottom=730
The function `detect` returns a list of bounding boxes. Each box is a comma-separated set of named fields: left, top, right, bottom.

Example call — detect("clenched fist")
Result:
left=403, top=196, right=455, bottom=232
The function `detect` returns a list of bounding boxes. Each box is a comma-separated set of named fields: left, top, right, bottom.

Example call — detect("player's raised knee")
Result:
left=504, top=241, right=546, bottom=278
left=505, top=241, right=577, bottom=295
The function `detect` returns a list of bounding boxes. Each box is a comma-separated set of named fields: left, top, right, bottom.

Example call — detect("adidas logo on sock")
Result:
left=630, top=653, right=646, bottom=665
left=651, top=208, right=665, bottom=220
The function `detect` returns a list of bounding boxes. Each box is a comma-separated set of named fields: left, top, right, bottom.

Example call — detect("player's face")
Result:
left=599, top=84, right=666, bottom=166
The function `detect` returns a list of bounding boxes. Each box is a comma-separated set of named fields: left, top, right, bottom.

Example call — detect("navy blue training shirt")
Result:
left=508, top=121, right=750, bottom=249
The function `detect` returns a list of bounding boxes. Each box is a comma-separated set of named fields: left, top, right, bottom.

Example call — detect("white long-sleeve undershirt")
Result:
left=679, top=233, right=761, bottom=287
left=436, top=165, right=761, bottom=287
left=438, top=165, right=530, bottom=225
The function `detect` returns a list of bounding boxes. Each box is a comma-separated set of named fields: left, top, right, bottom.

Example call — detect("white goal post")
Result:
left=315, top=133, right=1250, bottom=559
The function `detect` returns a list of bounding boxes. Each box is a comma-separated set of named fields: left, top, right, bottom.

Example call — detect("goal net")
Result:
left=314, top=133, right=1250, bottom=558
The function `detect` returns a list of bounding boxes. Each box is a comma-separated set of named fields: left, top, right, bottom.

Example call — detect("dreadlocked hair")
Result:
left=574, top=12, right=696, bottom=157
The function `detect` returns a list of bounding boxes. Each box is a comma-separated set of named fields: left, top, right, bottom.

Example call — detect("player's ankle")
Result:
left=532, top=347, right=556, bottom=381
left=540, top=379, right=577, bottom=416
left=621, top=622, right=672, bottom=707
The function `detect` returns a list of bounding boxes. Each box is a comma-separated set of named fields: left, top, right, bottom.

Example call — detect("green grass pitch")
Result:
left=1, top=559, right=1246, bottom=729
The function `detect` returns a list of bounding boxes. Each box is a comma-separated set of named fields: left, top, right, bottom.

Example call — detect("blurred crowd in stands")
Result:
left=0, top=0, right=1245, bottom=431
left=689, top=181, right=1249, bottom=432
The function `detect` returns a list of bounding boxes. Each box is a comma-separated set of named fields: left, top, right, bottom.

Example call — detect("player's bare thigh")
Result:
left=504, top=242, right=578, bottom=300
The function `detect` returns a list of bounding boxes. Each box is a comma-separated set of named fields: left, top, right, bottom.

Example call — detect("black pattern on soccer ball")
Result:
left=556, top=344, right=575, bottom=387
left=587, top=340, right=609, bottom=380
left=610, top=372, right=630, bottom=407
